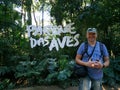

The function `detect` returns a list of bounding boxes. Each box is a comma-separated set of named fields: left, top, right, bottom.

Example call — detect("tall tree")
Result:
left=0, top=0, right=22, bottom=65
left=23, top=0, right=33, bottom=25
left=50, top=0, right=120, bottom=55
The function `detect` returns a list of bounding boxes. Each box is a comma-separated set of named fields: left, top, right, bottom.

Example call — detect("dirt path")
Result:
left=14, top=85, right=120, bottom=90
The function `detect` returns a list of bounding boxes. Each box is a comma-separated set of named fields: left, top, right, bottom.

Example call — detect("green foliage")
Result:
left=0, top=79, right=15, bottom=90
left=0, top=66, right=11, bottom=76
left=103, top=56, right=120, bottom=86
left=50, top=0, right=120, bottom=56
left=15, top=61, right=40, bottom=78
left=0, top=0, right=120, bottom=89
left=13, top=55, right=75, bottom=88
left=45, top=56, right=75, bottom=88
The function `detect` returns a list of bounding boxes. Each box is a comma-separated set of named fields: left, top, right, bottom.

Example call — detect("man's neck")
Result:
left=88, top=41, right=96, bottom=46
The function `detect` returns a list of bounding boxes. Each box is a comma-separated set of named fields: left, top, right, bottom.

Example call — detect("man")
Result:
left=75, top=28, right=109, bottom=90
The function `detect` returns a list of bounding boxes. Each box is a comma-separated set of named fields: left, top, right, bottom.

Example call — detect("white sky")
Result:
left=14, top=7, right=51, bottom=26
left=32, top=11, right=51, bottom=26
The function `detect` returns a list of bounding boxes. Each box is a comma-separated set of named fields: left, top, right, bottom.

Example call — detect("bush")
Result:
left=103, top=56, right=120, bottom=86
left=13, top=55, right=77, bottom=88
left=0, top=79, right=15, bottom=90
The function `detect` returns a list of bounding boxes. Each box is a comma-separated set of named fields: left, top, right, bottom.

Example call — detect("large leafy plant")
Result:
left=45, top=55, right=75, bottom=88
left=14, top=55, right=76, bottom=88
left=103, top=56, right=120, bottom=87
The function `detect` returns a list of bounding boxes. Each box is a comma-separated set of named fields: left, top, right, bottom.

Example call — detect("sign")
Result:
left=27, top=23, right=79, bottom=51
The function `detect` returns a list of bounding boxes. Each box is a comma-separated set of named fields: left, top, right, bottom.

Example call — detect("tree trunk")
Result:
left=32, top=6, right=38, bottom=26
left=25, top=0, right=32, bottom=25
left=42, top=3, right=44, bottom=29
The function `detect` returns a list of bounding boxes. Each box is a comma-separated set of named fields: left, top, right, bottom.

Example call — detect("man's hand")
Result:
left=93, top=61, right=103, bottom=69
left=85, top=61, right=103, bottom=69
left=85, top=61, right=95, bottom=68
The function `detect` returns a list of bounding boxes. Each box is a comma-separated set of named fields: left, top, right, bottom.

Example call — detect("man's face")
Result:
left=86, top=32, right=97, bottom=42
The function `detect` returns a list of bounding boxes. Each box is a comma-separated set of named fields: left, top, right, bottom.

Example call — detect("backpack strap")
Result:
left=81, top=42, right=88, bottom=56
left=81, top=41, right=97, bottom=61
left=99, top=42, right=104, bottom=57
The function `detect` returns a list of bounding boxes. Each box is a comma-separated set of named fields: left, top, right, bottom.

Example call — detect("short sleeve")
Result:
left=102, top=44, right=109, bottom=57
left=77, top=43, right=85, bottom=55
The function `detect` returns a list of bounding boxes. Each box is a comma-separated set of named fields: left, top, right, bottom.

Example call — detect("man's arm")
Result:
left=103, top=56, right=110, bottom=68
left=75, top=54, right=94, bottom=68
left=94, top=56, right=109, bottom=69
